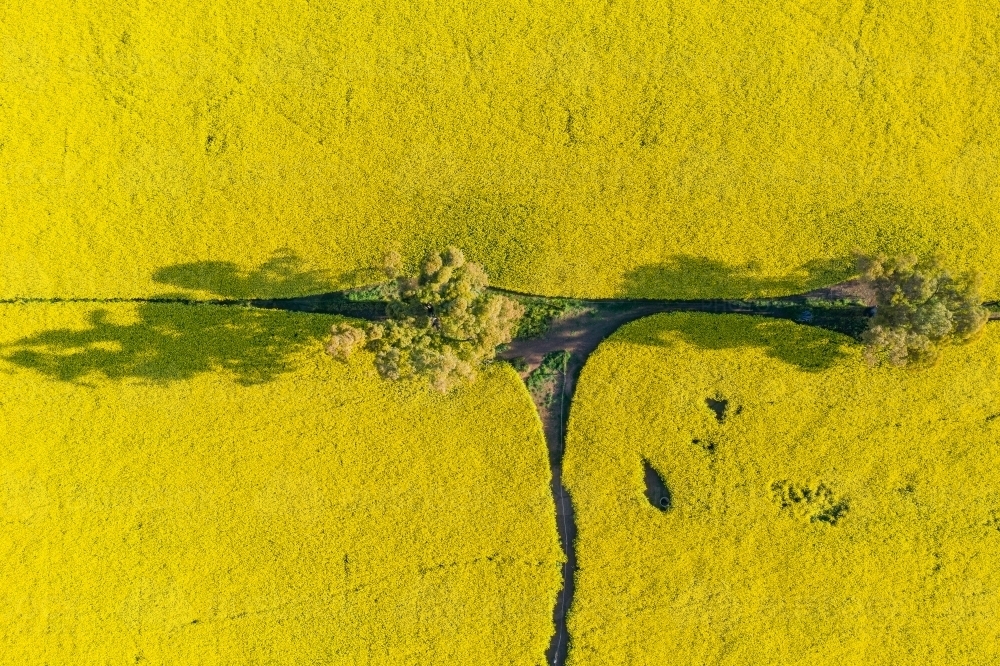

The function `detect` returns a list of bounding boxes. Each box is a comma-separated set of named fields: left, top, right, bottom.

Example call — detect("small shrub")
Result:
left=344, top=282, right=397, bottom=302
left=512, top=297, right=592, bottom=339
left=508, top=356, right=529, bottom=373
left=524, top=350, right=570, bottom=406
left=325, top=323, right=367, bottom=360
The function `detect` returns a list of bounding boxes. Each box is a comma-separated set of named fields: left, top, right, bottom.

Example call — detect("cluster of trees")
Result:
left=325, top=245, right=992, bottom=389
left=858, top=253, right=989, bottom=367
left=326, top=247, right=523, bottom=392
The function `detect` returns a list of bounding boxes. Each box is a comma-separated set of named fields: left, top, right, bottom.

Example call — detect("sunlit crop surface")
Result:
left=565, top=313, right=1000, bottom=665
left=3, top=1, right=1000, bottom=299
left=0, top=303, right=561, bottom=664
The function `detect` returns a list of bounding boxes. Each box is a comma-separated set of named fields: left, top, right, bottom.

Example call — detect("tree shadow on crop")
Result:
left=4, top=303, right=330, bottom=385
left=2, top=304, right=336, bottom=385
left=3, top=253, right=344, bottom=385
left=152, top=248, right=338, bottom=299
left=620, top=255, right=855, bottom=300
left=620, top=312, right=854, bottom=372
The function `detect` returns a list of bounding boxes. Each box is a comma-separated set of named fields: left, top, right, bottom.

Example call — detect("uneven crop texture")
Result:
left=565, top=313, right=1000, bottom=665
left=3, top=2, right=1000, bottom=299
left=0, top=303, right=561, bottom=664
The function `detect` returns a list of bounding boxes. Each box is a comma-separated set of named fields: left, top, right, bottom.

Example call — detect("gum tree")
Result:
left=857, top=253, right=989, bottom=367
left=326, top=247, right=524, bottom=392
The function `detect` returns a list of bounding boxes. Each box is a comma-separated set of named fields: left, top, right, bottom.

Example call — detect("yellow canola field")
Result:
left=564, top=313, right=1000, bottom=665
left=3, top=1, right=1000, bottom=300
left=0, top=303, right=562, bottom=664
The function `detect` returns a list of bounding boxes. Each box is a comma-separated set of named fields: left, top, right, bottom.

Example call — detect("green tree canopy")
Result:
left=858, top=253, right=989, bottom=367
left=326, top=247, right=524, bottom=392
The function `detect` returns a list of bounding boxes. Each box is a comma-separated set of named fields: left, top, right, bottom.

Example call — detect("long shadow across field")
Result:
left=622, top=311, right=854, bottom=371
left=151, top=248, right=337, bottom=300
left=2, top=304, right=335, bottom=385
left=1, top=253, right=354, bottom=385
left=619, top=254, right=855, bottom=300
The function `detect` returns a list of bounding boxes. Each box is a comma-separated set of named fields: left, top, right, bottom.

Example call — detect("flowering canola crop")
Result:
left=3, top=2, right=1000, bottom=299
left=0, top=303, right=561, bottom=664
left=565, top=313, right=1000, bottom=665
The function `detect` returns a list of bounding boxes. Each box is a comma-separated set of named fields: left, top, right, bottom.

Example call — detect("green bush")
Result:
left=525, top=350, right=570, bottom=406
left=325, top=248, right=524, bottom=392
left=858, top=253, right=989, bottom=367
left=510, top=296, right=592, bottom=339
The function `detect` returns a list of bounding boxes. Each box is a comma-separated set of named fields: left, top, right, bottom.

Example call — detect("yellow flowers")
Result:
left=0, top=304, right=561, bottom=664
left=565, top=313, right=1000, bottom=664
left=4, top=0, right=1000, bottom=661
left=3, top=2, right=1000, bottom=300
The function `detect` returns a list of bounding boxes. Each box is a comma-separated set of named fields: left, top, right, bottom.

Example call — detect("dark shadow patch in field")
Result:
left=643, top=459, right=672, bottom=512
left=705, top=396, right=729, bottom=422
left=2, top=304, right=335, bottom=385
left=153, top=249, right=337, bottom=300
left=620, top=255, right=854, bottom=300
left=620, top=312, right=852, bottom=371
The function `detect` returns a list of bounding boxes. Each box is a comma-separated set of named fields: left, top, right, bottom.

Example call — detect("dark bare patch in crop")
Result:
left=771, top=480, right=849, bottom=526
left=643, top=459, right=672, bottom=512
left=706, top=396, right=728, bottom=422
left=692, top=438, right=716, bottom=454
